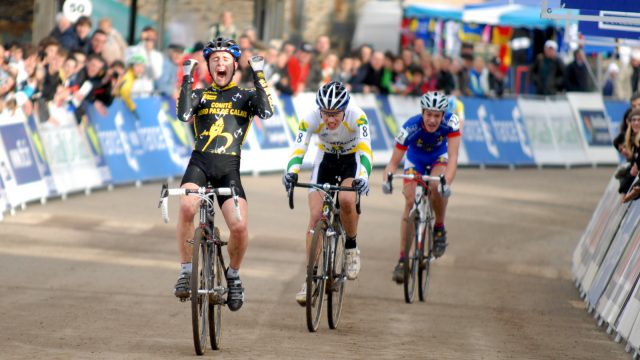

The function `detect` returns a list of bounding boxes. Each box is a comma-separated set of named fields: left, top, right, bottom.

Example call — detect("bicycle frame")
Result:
left=158, top=181, right=241, bottom=354
left=386, top=173, right=443, bottom=303
left=287, top=180, right=360, bottom=331
left=410, top=178, right=432, bottom=252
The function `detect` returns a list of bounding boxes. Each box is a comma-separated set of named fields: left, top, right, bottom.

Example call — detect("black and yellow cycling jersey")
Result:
left=177, top=71, right=274, bottom=156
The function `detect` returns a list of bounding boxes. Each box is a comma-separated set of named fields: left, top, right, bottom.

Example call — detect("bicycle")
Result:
left=287, top=180, right=360, bottom=332
left=385, top=173, right=447, bottom=304
left=158, top=181, right=241, bottom=355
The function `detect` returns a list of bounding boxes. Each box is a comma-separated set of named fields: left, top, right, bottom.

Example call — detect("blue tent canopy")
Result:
left=404, top=3, right=463, bottom=21
left=404, top=1, right=566, bottom=29
left=463, top=0, right=563, bottom=29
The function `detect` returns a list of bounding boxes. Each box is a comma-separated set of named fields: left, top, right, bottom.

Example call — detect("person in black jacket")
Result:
left=350, top=50, right=385, bottom=94
left=530, top=40, right=565, bottom=95
left=564, top=48, right=591, bottom=92
left=436, top=56, right=456, bottom=95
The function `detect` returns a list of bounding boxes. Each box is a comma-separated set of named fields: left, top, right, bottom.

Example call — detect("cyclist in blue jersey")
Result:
left=382, top=91, right=461, bottom=284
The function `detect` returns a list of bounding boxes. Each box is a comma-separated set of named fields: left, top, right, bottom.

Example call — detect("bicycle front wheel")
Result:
left=403, top=210, right=419, bottom=304
left=208, top=227, right=223, bottom=350
left=306, top=221, right=327, bottom=332
left=327, top=226, right=346, bottom=329
left=419, top=209, right=434, bottom=302
left=191, top=228, right=208, bottom=355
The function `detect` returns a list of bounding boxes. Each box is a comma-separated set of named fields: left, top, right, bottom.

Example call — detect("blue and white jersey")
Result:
left=394, top=111, right=461, bottom=165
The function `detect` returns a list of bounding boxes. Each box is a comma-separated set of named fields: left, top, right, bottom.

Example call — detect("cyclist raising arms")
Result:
left=283, top=81, right=372, bottom=304
left=383, top=91, right=461, bottom=284
left=174, top=37, right=274, bottom=310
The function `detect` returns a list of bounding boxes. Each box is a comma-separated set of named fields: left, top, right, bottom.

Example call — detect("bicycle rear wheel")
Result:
left=191, top=228, right=208, bottom=355
left=418, top=208, right=433, bottom=302
left=208, top=227, right=223, bottom=350
left=327, top=226, right=346, bottom=329
left=306, top=221, right=327, bottom=332
left=403, top=210, right=418, bottom=304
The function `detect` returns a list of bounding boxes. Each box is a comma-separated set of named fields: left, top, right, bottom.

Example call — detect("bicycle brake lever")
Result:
left=158, top=183, right=168, bottom=208
left=229, top=181, right=242, bottom=221
left=288, top=185, right=295, bottom=210
left=160, top=197, right=170, bottom=223
left=159, top=183, right=170, bottom=223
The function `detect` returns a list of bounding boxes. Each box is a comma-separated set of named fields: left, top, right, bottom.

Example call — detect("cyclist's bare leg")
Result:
left=428, top=165, right=448, bottom=224
left=338, top=178, right=359, bottom=238
left=177, top=182, right=200, bottom=263
left=220, top=197, right=249, bottom=270
left=401, top=181, right=417, bottom=256
left=306, top=191, right=324, bottom=259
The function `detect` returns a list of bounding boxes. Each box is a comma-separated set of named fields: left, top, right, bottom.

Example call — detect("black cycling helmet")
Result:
left=316, top=81, right=350, bottom=111
left=203, top=37, right=242, bottom=62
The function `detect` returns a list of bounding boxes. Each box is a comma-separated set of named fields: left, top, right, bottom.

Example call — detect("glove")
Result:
left=439, top=184, right=451, bottom=198
left=248, top=55, right=265, bottom=72
left=131, top=109, right=140, bottom=121
left=182, top=59, right=198, bottom=79
left=282, top=172, right=298, bottom=190
left=352, top=178, right=369, bottom=196
left=382, top=181, right=392, bottom=194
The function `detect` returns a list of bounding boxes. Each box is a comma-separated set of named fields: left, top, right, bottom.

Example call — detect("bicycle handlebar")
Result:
left=287, top=181, right=361, bottom=214
left=158, top=182, right=241, bottom=223
left=384, top=173, right=448, bottom=195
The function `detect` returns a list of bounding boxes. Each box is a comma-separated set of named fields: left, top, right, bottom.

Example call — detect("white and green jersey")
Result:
left=286, top=102, right=373, bottom=181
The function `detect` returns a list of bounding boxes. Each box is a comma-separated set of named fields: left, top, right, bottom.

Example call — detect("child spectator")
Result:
left=116, top=54, right=152, bottom=119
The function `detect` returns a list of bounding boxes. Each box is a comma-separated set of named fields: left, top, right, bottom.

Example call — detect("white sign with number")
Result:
left=63, top=0, right=93, bottom=23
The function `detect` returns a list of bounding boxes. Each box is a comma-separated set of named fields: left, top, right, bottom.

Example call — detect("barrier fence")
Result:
left=0, top=91, right=625, bottom=218
left=572, top=174, right=640, bottom=357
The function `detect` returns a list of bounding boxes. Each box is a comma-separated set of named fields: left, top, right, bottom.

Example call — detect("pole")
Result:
left=158, top=0, right=166, bottom=49
left=128, top=0, right=138, bottom=45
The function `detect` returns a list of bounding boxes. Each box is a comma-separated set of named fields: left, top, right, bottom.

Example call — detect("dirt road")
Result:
left=0, top=168, right=628, bottom=359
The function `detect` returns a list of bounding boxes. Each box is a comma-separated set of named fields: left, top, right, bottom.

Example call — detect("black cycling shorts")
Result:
left=181, top=151, right=246, bottom=207
left=311, top=152, right=357, bottom=186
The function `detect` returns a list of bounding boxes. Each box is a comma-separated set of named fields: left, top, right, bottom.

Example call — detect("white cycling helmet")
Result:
left=420, top=91, right=448, bottom=112
left=316, top=81, right=350, bottom=111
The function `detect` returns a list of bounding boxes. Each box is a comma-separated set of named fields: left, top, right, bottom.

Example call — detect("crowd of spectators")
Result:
left=1, top=10, right=640, bottom=127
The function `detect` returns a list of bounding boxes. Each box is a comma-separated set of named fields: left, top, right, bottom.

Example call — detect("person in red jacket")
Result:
left=286, top=42, right=313, bottom=94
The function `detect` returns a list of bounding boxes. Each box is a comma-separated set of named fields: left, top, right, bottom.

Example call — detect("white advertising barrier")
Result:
left=598, top=201, right=640, bottom=330
left=616, top=275, right=640, bottom=343
left=0, top=182, right=6, bottom=219
left=37, top=104, right=103, bottom=196
left=579, top=200, right=629, bottom=296
left=291, top=92, right=321, bottom=171
left=588, top=194, right=640, bottom=313
left=572, top=175, right=629, bottom=294
left=243, top=88, right=296, bottom=174
left=518, top=97, right=589, bottom=167
left=566, top=92, right=619, bottom=165
left=351, top=94, right=393, bottom=166
left=0, top=111, right=49, bottom=211
left=572, top=177, right=621, bottom=280
left=623, top=275, right=640, bottom=352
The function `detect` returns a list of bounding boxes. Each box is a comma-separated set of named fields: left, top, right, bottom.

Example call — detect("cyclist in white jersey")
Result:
left=283, top=81, right=373, bottom=305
